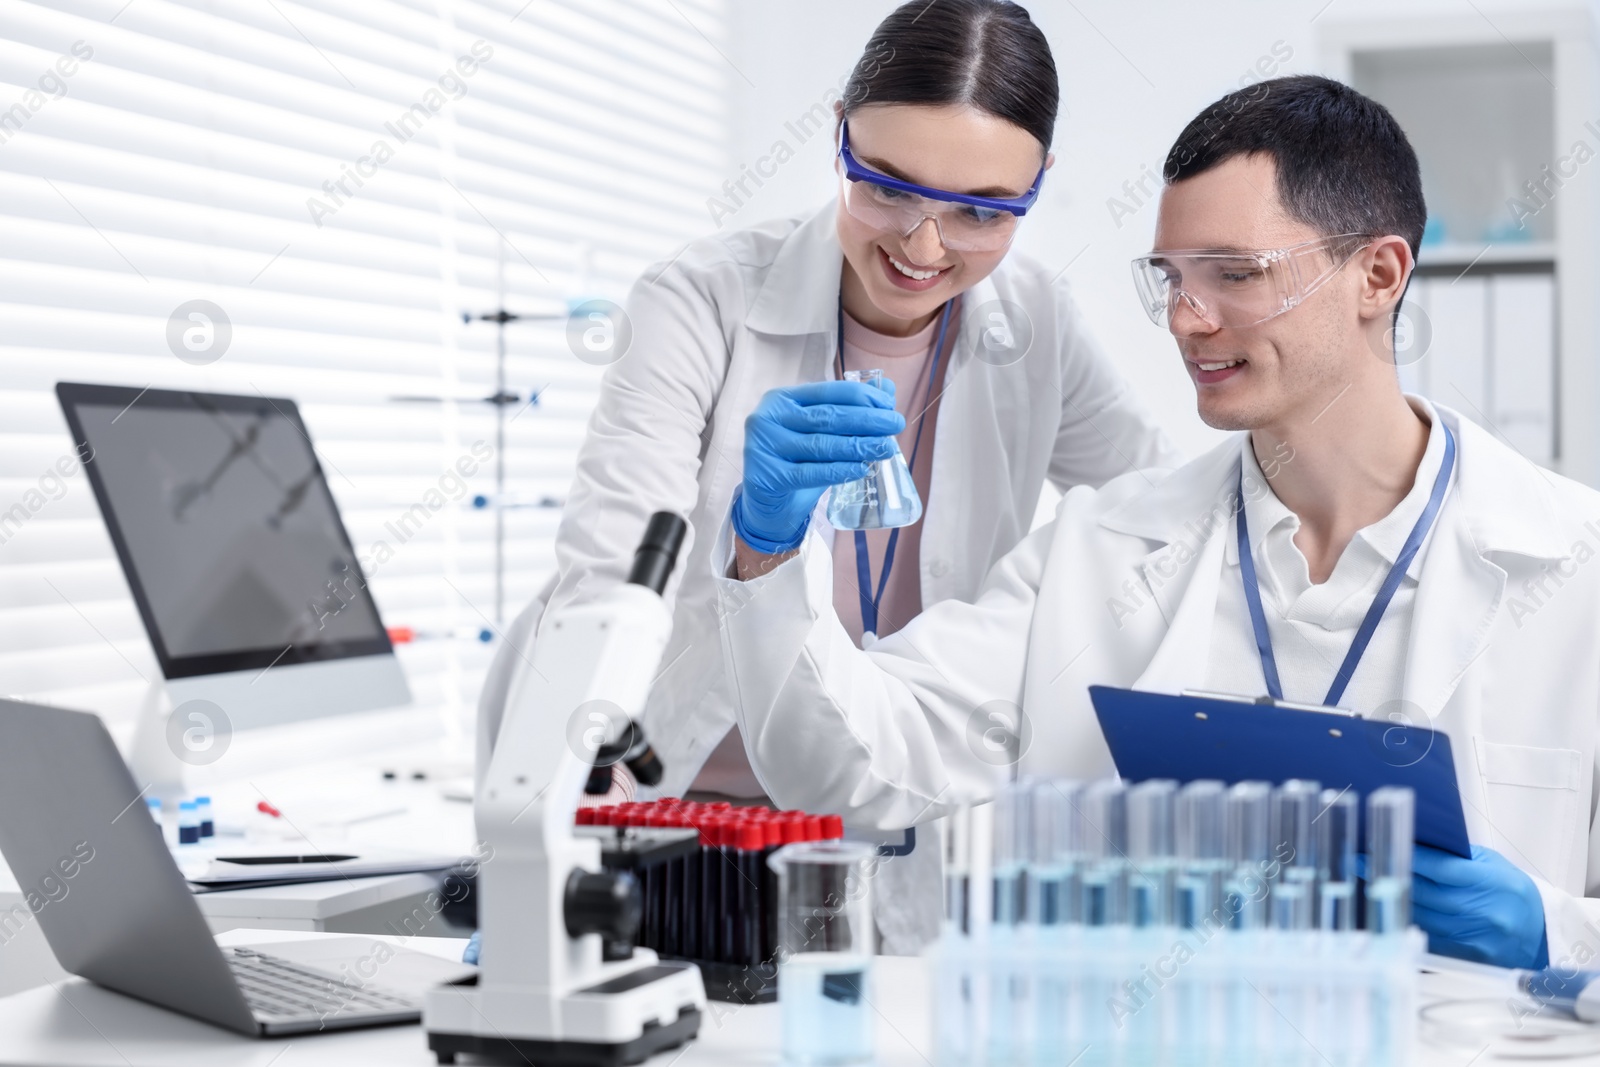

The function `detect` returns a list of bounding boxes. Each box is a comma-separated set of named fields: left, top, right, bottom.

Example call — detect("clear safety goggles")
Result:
left=1130, top=233, right=1374, bottom=330
left=837, top=120, right=1044, bottom=253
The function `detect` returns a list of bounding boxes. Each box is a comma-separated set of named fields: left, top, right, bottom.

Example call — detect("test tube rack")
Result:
left=582, top=798, right=847, bottom=1004
left=932, top=923, right=1424, bottom=1066
left=933, top=777, right=1423, bottom=1066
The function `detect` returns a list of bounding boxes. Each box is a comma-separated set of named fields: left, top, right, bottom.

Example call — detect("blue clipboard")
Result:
left=1088, top=685, right=1471, bottom=857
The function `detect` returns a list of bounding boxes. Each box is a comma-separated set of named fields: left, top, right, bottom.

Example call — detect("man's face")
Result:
left=1151, top=154, right=1367, bottom=432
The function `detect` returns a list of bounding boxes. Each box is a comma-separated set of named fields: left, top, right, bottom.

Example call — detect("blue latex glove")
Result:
left=733, top=381, right=905, bottom=554
left=1413, top=844, right=1548, bottom=969
left=463, top=929, right=481, bottom=965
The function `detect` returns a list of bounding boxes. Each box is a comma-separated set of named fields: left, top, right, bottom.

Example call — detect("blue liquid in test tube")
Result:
left=987, top=782, right=1032, bottom=1067
left=1271, top=779, right=1320, bottom=931
left=1224, top=782, right=1273, bottom=930
left=1175, top=781, right=1227, bottom=930
left=1317, top=788, right=1359, bottom=931
left=1079, top=780, right=1129, bottom=927
left=1127, top=779, right=1178, bottom=927
left=1366, top=787, right=1415, bottom=934
left=1027, top=779, right=1081, bottom=927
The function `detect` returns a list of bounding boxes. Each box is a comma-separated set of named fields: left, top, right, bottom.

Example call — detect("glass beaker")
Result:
left=825, top=369, right=922, bottom=530
left=769, top=840, right=877, bottom=1066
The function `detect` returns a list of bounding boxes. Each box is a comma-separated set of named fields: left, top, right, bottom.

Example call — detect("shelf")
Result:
left=1416, top=241, right=1557, bottom=270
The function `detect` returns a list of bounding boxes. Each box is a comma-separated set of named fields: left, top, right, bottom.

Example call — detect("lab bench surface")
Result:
left=0, top=930, right=1585, bottom=1067
left=0, top=743, right=480, bottom=996
left=0, top=929, right=938, bottom=1067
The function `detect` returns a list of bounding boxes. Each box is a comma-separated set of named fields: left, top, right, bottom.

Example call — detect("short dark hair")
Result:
left=1163, top=75, right=1427, bottom=257
left=843, top=0, right=1058, bottom=151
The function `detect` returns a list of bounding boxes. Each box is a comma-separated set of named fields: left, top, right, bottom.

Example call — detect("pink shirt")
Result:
left=691, top=303, right=955, bottom=798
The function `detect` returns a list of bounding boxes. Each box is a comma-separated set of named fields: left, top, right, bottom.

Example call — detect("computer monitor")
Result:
left=55, top=382, right=410, bottom=730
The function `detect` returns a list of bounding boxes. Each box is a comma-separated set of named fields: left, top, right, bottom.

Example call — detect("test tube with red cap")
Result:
left=756, top=814, right=788, bottom=962
left=717, top=815, right=745, bottom=963
left=678, top=805, right=702, bottom=960
left=662, top=804, right=690, bottom=957
left=730, top=818, right=766, bottom=967
left=697, top=811, right=723, bottom=963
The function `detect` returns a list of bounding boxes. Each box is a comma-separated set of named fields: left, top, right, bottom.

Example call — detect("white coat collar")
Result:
left=1097, top=400, right=1569, bottom=564
left=1101, top=397, right=1572, bottom=720
left=1444, top=406, right=1571, bottom=562
left=744, top=201, right=843, bottom=337
left=1097, top=431, right=1245, bottom=547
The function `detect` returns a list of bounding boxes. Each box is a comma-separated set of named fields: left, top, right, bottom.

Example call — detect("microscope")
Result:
left=424, top=513, right=706, bottom=1065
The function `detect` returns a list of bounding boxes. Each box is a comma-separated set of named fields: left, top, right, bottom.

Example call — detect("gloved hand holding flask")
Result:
left=733, top=381, right=905, bottom=555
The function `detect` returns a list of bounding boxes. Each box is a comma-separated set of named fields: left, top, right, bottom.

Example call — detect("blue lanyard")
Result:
left=1236, top=421, right=1455, bottom=707
left=837, top=298, right=954, bottom=639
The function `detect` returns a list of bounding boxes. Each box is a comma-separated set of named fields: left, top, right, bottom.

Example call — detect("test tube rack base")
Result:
left=662, top=957, right=778, bottom=1004
left=930, top=924, right=1424, bottom=1067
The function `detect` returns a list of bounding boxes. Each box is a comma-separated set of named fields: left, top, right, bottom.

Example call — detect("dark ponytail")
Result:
left=842, top=0, right=1059, bottom=151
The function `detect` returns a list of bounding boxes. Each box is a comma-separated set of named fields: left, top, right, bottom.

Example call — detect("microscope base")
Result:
left=428, top=1008, right=699, bottom=1066
left=424, top=958, right=705, bottom=1066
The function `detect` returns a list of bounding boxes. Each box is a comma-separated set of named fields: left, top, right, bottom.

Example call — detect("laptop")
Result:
left=0, top=698, right=476, bottom=1035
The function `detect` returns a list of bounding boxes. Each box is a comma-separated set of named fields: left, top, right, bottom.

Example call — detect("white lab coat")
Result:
left=714, top=404, right=1600, bottom=967
left=477, top=201, right=1179, bottom=951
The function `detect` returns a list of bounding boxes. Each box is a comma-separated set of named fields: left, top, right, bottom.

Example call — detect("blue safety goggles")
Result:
left=837, top=120, right=1045, bottom=251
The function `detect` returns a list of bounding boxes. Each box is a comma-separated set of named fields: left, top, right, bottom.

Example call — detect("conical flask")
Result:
left=826, top=369, right=923, bottom=530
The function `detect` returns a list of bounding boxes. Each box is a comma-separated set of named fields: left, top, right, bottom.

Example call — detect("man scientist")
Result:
left=716, top=74, right=1600, bottom=971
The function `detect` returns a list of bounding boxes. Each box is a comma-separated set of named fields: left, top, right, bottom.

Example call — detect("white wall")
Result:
left=721, top=0, right=1596, bottom=463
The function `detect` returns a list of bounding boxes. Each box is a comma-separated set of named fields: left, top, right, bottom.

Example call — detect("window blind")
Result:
left=0, top=0, right=729, bottom=745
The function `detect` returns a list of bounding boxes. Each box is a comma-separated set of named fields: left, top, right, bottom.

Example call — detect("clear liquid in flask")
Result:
left=826, top=369, right=922, bottom=530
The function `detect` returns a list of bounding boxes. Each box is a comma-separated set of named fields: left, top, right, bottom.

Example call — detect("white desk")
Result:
left=0, top=931, right=1593, bottom=1067
left=0, top=744, right=479, bottom=997
left=0, top=929, right=937, bottom=1067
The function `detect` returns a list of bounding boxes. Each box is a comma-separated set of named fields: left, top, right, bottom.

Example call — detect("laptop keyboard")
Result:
left=228, top=946, right=417, bottom=1021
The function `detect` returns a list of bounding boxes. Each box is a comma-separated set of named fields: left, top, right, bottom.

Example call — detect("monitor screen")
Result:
left=57, top=383, right=392, bottom=680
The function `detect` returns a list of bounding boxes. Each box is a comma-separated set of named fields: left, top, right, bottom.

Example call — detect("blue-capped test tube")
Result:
left=1027, top=779, right=1081, bottom=927
left=1127, top=779, right=1178, bottom=927
left=1365, top=787, right=1415, bottom=934
left=1079, top=780, right=1129, bottom=927
left=992, top=780, right=1031, bottom=928
left=1225, top=782, right=1273, bottom=930
left=196, top=795, right=214, bottom=838
left=178, top=800, right=200, bottom=845
left=145, top=796, right=162, bottom=825
left=1176, top=781, right=1227, bottom=930
left=1316, top=788, right=1359, bottom=930
left=1271, top=779, right=1320, bottom=930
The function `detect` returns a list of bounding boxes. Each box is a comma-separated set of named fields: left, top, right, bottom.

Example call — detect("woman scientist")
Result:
left=478, top=0, right=1179, bottom=955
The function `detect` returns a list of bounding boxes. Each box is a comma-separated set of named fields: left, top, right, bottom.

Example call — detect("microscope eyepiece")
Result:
left=626, top=512, right=687, bottom=595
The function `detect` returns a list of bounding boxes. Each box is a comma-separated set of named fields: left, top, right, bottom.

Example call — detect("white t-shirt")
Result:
left=1205, top=396, right=1452, bottom=718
